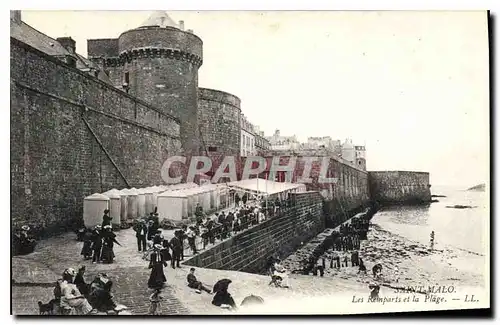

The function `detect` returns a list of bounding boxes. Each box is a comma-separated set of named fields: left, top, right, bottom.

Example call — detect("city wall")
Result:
left=183, top=192, right=324, bottom=273
left=198, top=88, right=241, bottom=158
left=10, top=38, right=182, bottom=235
left=240, top=154, right=371, bottom=228
left=368, top=171, right=432, bottom=205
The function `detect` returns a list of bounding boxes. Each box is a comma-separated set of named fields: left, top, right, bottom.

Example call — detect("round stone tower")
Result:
left=117, top=11, right=203, bottom=155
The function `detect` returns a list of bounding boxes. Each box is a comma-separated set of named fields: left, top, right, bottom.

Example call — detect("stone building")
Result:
left=354, top=145, right=367, bottom=171
left=253, top=125, right=271, bottom=154
left=267, top=129, right=302, bottom=151
left=240, top=114, right=255, bottom=157
left=304, top=136, right=336, bottom=150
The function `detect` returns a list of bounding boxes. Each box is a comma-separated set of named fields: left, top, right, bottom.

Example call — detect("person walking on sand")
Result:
left=358, top=258, right=367, bottom=274
left=430, top=231, right=435, bottom=250
left=343, top=255, right=349, bottom=267
left=351, top=251, right=359, bottom=267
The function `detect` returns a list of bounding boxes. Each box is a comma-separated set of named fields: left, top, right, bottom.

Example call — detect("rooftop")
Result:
left=139, top=11, right=179, bottom=29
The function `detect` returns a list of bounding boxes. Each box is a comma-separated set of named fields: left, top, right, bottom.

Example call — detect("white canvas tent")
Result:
left=227, top=178, right=303, bottom=197
left=137, top=188, right=147, bottom=218
left=157, top=190, right=189, bottom=221
left=102, top=189, right=122, bottom=226
left=156, top=184, right=225, bottom=221
left=83, top=193, right=109, bottom=228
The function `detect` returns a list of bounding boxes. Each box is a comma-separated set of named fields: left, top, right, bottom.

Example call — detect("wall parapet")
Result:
left=368, top=170, right=431, bottom=205
left=198, top=87, right=241, bottom=110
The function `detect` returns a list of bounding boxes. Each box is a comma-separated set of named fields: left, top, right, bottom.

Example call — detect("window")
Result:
left=124, top=72, right=130, bottom=84
left=208, top=146, right=217, bottom=152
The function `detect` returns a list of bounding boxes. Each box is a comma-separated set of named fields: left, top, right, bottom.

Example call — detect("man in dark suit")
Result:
left=133, top=220, right=147, bottom=252
left=169, top=233, right=183, bottom=269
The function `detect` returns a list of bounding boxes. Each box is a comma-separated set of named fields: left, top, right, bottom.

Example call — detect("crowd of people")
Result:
left=38, top=267, right=128, bottom=315
left=79, top=210, right=122, bottom=264
left=12, top=225, right=37, bottom=256
left=35, top=192, right=292, bottom=315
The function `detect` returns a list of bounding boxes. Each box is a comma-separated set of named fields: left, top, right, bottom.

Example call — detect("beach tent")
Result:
left=102, top=189, right=122, bottom=226
left=83, top=193, right=109, bottom=228
left=115, top=189, right=129, bottom=221
left=123, top=188, right=139, bottom=220
left=227, top=178, right=303, bottom=197
left=143, top=187, right=155, bottom=215
left=137, top=188, right=147, bottom=218
left=168, top=182, right=199, bottom=191
left=149, top=186, right=163, bottom=211
left=157, top=190, right=189, bottom=221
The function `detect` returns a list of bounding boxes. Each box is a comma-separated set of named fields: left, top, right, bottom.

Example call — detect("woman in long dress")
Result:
left=148, top=244, right=168, bottom=289
left=59, top=268, right=93, bottom=315
left=101, top=225, right=120, bottom=264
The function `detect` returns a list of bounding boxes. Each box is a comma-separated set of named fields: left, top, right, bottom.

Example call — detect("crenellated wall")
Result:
left=88, top=26, right=203, bottom=155
left=368, top=171, right=432, bottom=205
left=183, top=192, right=324, bottom=274
left=10, top=38, right=182, bottom=235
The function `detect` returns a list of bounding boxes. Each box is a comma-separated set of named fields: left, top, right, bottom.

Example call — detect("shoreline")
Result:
left=282, top=216, right=486, bottom=294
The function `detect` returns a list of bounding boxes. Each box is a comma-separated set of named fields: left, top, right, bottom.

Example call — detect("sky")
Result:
left=19, top=10, right=490, bottom=188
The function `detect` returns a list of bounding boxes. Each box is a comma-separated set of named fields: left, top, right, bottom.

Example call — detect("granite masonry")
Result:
left=368, top=171, right=432, bottom=205
left=11, top=38, right=181, bottom=234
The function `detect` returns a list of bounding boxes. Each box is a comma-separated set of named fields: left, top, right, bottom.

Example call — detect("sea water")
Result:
left=372, top=185, right=489, bottom=256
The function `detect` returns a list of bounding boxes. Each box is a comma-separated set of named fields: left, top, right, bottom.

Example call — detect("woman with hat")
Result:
left=100, top=225, right=121, bottom=264
left=91, top=225, right=103, bottom=263
left=148, top=244, right=168, bottom=289
left=101, top=209, right=112, bottom=228
left=59, top=268, right=93, bottom=315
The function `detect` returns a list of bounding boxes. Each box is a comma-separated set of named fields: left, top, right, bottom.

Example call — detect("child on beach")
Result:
left=149, top=289, right=163, bottom=315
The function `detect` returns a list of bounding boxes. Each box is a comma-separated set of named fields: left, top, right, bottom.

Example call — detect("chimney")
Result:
left=10, top=10, right=21, bottom=23
left=179, top=20, right=185, bottom=30
left=57, top=37, right=76, bottom=54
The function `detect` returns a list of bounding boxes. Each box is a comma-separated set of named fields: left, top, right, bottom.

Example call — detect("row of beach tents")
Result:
left=83, top=183, right=231, bottom=229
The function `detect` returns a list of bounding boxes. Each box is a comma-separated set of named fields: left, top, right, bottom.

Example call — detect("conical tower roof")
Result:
left=139, top=11, right=178, bottom=28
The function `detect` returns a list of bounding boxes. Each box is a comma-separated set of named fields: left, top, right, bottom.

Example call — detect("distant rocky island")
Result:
left=467, top=183, right=486, bottom=192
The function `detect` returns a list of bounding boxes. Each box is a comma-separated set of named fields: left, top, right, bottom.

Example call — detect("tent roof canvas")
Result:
left=227, top=178, right=302, bottom=196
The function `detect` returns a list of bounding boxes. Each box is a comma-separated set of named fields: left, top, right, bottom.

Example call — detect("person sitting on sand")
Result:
left=372, top=263, right=383, bottom=278
left=273, top=258, right=291, bottom=288
left=187, top=268, right=211, bottom=294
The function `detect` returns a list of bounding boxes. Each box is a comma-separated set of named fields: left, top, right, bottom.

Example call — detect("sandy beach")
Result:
left=322, top=222, right=487, bottom=289
left=280, top=214, right=489, bottom=311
